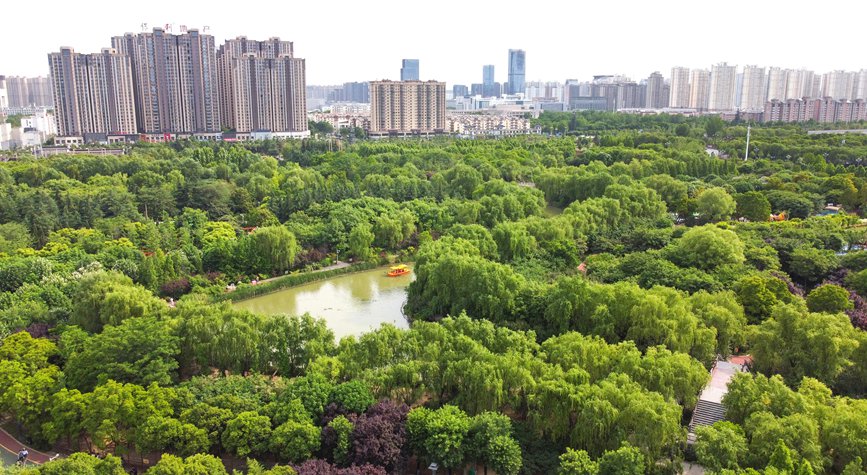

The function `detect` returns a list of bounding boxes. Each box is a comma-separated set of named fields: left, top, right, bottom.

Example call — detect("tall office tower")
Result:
left=401, top=59, right=419, bottom=81
left=507, top=49, right=525, bottom=95
left=216, top=37, right=307, bottom=134
left=766, top=67, right=787, bottom=101
left=644, top=71, right=666, bottom=109
left=689, top=69, right=710, bottom=110
left=369, top=80, right=446, bottom=135
left=739, top=65, right=766, bottom=111
left=452, top=84, right=469, bottom=97
left=669, top=67, right=690, bottom=108
left=112, top=28, right=220, bottom=134
left=481, top=65, right=499, bottom=97
left=822, top=70, right=856, bottom=100
left=708, top=62, right=737, bottom=111
left=856, top=70, right=867, bottom=100
left=47, top=47, right=137, bottom=136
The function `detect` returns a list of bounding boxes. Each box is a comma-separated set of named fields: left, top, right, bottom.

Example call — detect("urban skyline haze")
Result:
left=3, top=0, right=866, bottom=86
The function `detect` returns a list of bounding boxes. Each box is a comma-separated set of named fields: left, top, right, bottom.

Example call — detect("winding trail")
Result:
left=0, top=426, right=55, bottom=465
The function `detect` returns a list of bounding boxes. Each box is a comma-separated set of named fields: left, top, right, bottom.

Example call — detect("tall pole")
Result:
left=744, top=124, right=751, bottom=161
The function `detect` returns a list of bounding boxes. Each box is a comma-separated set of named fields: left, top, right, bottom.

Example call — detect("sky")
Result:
left=2, top=0, right=866, bottom=86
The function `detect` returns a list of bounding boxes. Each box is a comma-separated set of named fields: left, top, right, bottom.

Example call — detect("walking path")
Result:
left=0, top=426, right=55, bottom=465
left=250, top=261, right=351, bottom=286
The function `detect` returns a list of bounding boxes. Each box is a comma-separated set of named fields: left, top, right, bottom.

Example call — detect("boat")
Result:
left=387, top=264, right=411, bottom=277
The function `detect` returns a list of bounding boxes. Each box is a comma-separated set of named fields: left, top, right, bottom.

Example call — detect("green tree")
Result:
left=348, top=223, right=375, bottom=260
left=806, top=284, right=854, bottom=313
left=597, top=445, right=644, bottom=475
left=222, top=411, right=273, bottom=457
left=145, top=453, right=229, bottom=475
left=558, top=448, right=598, bottom=475
left=244, top=226, right=300, bottom=275
left=694, top=421, right=747, bottom=472
left=270, top=420, right=321, bottom=462
left=750, top=304, right=858, bottom=385
left=38, top=452, right=126, bottom=475
left=407, top=405, right=472, bottom=469
left=329, top=380, right=374, bottom=413
left=667, top=225, right=745, bottom=270
left=788, top=247, right=839, bottom=287
left=696, top=187, right=737, bottom=222
left=736, top=191, right=772, bottom=222
left=63, top=317, right=180, bottom=392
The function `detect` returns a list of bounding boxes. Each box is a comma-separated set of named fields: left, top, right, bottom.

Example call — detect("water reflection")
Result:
left=234, top=265, right=414, bottom=340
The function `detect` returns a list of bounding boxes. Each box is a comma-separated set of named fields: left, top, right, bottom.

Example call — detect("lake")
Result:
left=233, top=265, right=414, bottom=340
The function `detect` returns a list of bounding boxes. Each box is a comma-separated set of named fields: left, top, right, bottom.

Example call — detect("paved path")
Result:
left=251, top=261, right=352, bottom=285
left=0, top=426, right=55, bottom=465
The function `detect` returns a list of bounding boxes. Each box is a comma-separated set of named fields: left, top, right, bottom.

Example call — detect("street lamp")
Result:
left=428, top=462, right=439, bottom=475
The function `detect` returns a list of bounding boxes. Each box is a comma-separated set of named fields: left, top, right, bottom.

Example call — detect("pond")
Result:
left=233, top=265, right=414, bottom=340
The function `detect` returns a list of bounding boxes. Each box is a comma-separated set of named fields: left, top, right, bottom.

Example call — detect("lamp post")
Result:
left=428, top=462, right=439, bottom=475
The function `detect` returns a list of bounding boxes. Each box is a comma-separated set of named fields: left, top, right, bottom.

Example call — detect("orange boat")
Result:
left=387, top=264, right=411, bottom=277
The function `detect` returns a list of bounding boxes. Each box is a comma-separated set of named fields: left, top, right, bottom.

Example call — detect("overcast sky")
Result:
left=2, top=0, right=865, bottom=86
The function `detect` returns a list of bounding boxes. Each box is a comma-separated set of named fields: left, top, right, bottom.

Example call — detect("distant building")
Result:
left=763, top=97, right=867, bottom=123
left=329, top=82, right=369, bottom=103
left=507, top=49, right=525, bottom=95
left=401, top=59, right=419, bottom=81
left=645, top=71, right=666, bottom=109
left=739, top=65, right=766, bottom=111
left=216, top=37, right=308, bottom=135
left=0, top=76, right=53, bottom=108
left=0, top=76, right=7, bottom=109
left=822, top=70, right=857, bottom=100
left=47, top=47, right=137, bottom=136
left=112, top=28, right=220, bottom=134
left=452, top=84, right=469, bottom=98
left=709, top=62, right=737, bottom=111
left=689, top=69, right=710, bottom=110
left=766, top=67, right=787, bottom=101
left=369, top=80, right=446, bottom=136
left=669, top=67, right=691, bottom=108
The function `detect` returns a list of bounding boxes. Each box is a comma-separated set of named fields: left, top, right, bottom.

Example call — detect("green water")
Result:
left=233, top=265, right=414, bottom=339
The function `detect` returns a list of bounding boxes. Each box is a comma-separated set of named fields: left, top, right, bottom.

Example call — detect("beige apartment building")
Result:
left=369, top=80, right=446, bottom=136
left=216, top=37, right=308, bottom=135
left=112, top=28, right=220, bottom=134
left=48, top=47, right=137, bottom=136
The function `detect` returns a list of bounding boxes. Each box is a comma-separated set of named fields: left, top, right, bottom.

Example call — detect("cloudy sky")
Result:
left=2, top=0, right=865, bottom=85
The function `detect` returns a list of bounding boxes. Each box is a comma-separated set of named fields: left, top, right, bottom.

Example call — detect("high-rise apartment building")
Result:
left=645, top=71, right=666, bottom=109
left=689, top=69, right=710, bottom=110
left=739, top=65, right=766, bottom=111
left=216, top=37, right=307, bottom=134
left=1, top=76, right=53, bottom=108
left=822, top=70, right=856, bottom=100
left=112, top=28, right=220, bottom=134
left=857, top=70, right=867, bottom=100
left=669, top=67, right=690, bottom=108
left=708, top=62, right=737, bottom=111
left=47, top=47, right=137, bottom=136
left=369, top=80, right=445, bottom=136
left=0, top=77, right=7, bottom=109
left=507, top=49, right=525, bottom=95
left=766, top=67, right=787, bottom=101
left=401, top=59, right=419, bottom=81
left=785, top=69, right=815, bottom=99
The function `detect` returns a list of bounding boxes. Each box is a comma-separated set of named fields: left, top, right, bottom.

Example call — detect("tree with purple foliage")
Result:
left=293, top=459, right=386, bottom=475
left=349, top=400, right=409, bottom=470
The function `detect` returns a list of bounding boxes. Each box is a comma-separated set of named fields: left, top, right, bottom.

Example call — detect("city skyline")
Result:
left=3, top=0, right=867, bottom=86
